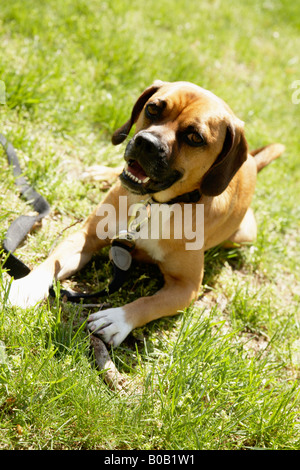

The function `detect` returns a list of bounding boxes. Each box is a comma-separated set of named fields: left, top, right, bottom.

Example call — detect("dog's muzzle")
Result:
left=119, top=131, right=182, bottom=195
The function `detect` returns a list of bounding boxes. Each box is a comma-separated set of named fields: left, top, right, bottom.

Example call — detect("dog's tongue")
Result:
left=128, top=161, right=148, bottom=180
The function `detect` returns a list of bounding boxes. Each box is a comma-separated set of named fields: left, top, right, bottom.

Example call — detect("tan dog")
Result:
left=8, top=81, right=284, bottom=346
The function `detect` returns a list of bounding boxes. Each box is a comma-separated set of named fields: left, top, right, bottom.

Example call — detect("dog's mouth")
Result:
left=120, top=159, right=155, bottom=194
left=120, top=158, right=183, bottom=195
left=123, top=159, right=151, bottom=185
left=119, top=133, right=183, bottom=195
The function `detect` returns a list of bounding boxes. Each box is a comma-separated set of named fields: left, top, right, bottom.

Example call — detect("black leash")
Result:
left=49, top=238, right=134, bottom=302
left=0, top=133, right=50, bottom=279
left=0, top=133, right=132, bottom=302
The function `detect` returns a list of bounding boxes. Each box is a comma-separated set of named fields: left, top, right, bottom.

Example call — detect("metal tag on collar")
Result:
left=110, top=231, right=135, bottom=271
left=112, top=230, right=136, bottom=249
left=109, top=244, right=132, bottom=271
left=127, top=197, right=152, bottom=234
left=109, top=197, right=152, bottom=272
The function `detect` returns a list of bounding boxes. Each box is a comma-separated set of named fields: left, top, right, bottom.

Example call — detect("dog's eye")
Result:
left=145, top=103, right=162, bottom=119
left=185, top=131, right=205, bottom=147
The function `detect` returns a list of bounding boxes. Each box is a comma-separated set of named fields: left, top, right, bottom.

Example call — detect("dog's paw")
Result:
left=87, top=307, right=132, bottom=347
left=7, top=269, right=52, bottom=308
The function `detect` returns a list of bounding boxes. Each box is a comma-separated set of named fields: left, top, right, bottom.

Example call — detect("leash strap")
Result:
left=49, top=242, right=133, bottom=302
left=51, top=238, right=135, bottom=302
left=0, top=133, right=51, bottom=279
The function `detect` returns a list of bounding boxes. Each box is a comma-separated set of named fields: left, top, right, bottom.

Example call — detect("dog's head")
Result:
left=112, top=80, right=248, bottom=200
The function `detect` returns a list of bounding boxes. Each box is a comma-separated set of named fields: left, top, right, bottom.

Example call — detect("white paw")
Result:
left=87, top=307, right=132, bottom=347
left=8, top=269, right=53, bottom=308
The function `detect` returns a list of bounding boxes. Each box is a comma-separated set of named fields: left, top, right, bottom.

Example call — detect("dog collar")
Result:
left=150, top=188, right=202, bottom=205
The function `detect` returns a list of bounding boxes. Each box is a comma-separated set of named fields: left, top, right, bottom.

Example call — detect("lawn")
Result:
left=0, top=0, right=299, bottom=450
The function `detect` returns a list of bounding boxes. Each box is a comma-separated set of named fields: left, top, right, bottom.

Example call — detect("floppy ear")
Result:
left=200, top=121, right=248, bottom=196
left=112, top=80, right=164, bottom=145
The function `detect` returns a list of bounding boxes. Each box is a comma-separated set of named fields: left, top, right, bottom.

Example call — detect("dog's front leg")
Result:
left=7, top=185, right=122, bottom=308
left=7, top=225, right=108, bottom=308
left=87, top=251, right=204, bottom=346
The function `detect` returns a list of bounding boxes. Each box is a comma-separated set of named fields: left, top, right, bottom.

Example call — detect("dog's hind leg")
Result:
left=223, top=208, right=257, bottom=248
left=81, top=165, right=123, bottom=183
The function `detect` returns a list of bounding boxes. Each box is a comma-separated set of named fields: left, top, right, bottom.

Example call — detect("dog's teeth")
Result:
left=124, top=168, right=147, bottom=185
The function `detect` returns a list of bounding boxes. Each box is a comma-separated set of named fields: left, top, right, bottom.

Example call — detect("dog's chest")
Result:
left=135, top=237, right=165, bottom=263
left=123, top=199, right=173, bottom=263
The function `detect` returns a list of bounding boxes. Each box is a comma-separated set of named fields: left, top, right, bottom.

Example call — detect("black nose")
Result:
left=134, top=132, right=162, bottom=157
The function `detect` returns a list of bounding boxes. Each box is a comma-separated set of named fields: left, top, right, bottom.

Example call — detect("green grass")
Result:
left=0, top=0, right=299, bottom=450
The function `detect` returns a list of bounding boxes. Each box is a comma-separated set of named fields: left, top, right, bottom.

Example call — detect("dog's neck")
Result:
left=151, top=188, right=201, bottom=205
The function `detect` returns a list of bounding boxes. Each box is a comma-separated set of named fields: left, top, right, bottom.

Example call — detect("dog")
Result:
left=8, top=80, right=284, bottom=346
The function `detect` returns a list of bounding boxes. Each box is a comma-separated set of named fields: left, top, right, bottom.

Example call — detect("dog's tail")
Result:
left=250, top=143, right=285, bottom=172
